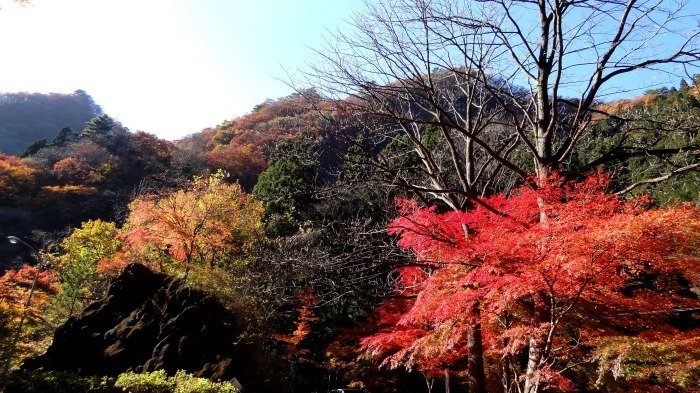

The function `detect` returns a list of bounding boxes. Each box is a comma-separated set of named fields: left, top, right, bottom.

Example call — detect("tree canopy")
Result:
left=362, top=173, right=700, bottom=392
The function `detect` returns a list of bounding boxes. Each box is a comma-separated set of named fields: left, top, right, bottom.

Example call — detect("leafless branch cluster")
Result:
left=300, top=0, right=700, bottom=203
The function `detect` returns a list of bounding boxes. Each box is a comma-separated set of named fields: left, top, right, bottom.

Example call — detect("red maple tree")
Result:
left=361, top=173, right=700, bottom=392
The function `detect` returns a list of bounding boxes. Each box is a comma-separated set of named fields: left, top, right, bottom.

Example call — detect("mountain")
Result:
left=173, top=91, right=342, bottom=190
left=0, top=90, right=102, bottom=155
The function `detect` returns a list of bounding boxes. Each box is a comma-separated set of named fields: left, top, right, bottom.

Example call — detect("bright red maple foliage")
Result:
left=361, top=173, right=700, bottom=392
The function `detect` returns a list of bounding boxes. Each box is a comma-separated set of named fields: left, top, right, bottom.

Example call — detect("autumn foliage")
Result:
left=175, top=92, right=331, bottom=189
left=47, top=220, right=122, bottom=320
left=276, top=290, right=320, bottom=363
left=0, top=265, right=57, bottom=368
left=119, top=171, right=265, bottom=275
left=361, top=173, right=700, bottom=392
left=0, top=153, right=37, bottom=204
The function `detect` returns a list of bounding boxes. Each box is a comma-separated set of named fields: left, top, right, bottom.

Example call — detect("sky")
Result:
left=0, top=0, right=365, bottom=140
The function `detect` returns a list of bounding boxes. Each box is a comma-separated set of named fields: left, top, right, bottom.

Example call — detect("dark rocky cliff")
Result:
left=23, top=263, right=253, bottom=384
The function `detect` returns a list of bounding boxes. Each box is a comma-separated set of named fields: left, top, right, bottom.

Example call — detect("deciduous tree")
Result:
left=306, top=0, right=700, bottom=205
left=361, top=173, right=700, bottom=392
left=120, top=171, right=265, bottom=277
left=47, top=219, right=121, bottom=321
left=0, top=154, right=36, bottom=204
left=305, top=2, right=700, bottom=391
left=0, top=265, right=57, bottom=368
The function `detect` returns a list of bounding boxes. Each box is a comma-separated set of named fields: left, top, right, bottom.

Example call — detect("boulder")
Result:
left=23, top=263, right=252, bottom=383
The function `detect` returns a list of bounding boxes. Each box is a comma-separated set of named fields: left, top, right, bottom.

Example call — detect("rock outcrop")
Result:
left=24, top=263, right=252, bottom=383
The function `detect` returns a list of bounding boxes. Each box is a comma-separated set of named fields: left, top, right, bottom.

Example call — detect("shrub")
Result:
left=114, top=370, right=175, bottom=393
left=114, top=370, right=238, bottom=393
left=4, top=369, right=118, bottom=393
left=5, top=369, right=238, bottom=393
left=173, top=370, right=238, bottom=393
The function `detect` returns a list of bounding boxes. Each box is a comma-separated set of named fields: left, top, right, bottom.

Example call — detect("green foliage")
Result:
left=253, top=130, right=320, bottom=236
left=572, top=83, right=700, bottom=204
left=5, top=369, right=118, bottom=393
left=115, top=370, right=175, bottom=393
left=114, top=370, right=238, bottom=393
left=593, top=335, right=700, bottom=390
left=18, top=138, right=48, bottom=158
left=210, top=129, right=234, bottom=146
left=172, top=371, right=238, bottom=393
left=47, top=219, right=121, bottom=322
left=80, top=114, right=117, bottom=139
left=6, top=369, right=237, bottom=393
left=380, top=122, right=445, bottom=185
left=50, top=126, right=77, bottom=147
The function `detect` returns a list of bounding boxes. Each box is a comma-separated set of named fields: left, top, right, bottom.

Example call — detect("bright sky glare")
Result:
left=0, top=0, right=364, bottom=140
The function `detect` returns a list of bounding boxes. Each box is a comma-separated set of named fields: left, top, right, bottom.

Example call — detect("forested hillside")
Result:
left=0, top=90, right=102, bottom=155
left=1, top=1, right=699, bottom=393
left=1, top=78, right=697, bottom=393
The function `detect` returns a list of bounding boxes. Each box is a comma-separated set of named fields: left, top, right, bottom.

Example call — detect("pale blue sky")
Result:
left=0, top=0, right=364, bottom=140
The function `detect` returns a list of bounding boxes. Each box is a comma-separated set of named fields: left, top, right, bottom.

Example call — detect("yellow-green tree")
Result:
left=47, top=219, right=121, bottom=321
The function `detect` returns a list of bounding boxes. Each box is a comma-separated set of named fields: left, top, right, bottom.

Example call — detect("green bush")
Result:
left=114, top=370, right=175, bottom=393
left=5, top=369, right=238, bottom=393
left=114, top=370, right=238, bottom=393
left=4, top=369, right=118, bottom=393
left=173, top=370, right=238, bottom=393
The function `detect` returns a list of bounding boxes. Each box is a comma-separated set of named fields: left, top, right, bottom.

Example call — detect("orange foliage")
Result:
left=39, top=184, right=98, bottom=196
left=594, top=85, right=700, bottom=117
left=176, top=92, right=330, bottom=187
left=276, top=290, right=320, bottom=363
left=131, top=131, right=173, bottom=159
left=52, top=157, right=102, bottom=185
left=119, top=172, right=265, bottom=274
left=205, top=142, right=267, bottom=187
left=0, top=153, right=37, bottom=202
left=0, top=265, right=57, bottom=366
left=0, top=265, right=56, bottom=322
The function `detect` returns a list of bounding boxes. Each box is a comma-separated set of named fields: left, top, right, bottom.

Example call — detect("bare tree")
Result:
left=305, top=0, right=700, bottom=202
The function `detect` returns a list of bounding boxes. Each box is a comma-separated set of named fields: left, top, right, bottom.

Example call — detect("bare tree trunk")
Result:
left=523, top=292, right=551, bottom=393
left=423, top=372, right=435, bottom=393
left=444, top=368, right=451, bottom=393
left=467, top=303, right=487, bottom=393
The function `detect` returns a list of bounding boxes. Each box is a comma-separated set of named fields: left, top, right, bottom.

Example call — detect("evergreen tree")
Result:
left=50, top=126, right=76, bottom=147
left=79, top=114, right=115, bottom=139
left=18, top=138, right=47, bottom=158
left=253, top=130, right=320, bottom=236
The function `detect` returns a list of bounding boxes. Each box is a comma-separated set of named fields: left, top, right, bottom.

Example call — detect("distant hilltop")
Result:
left=0, top=90, right=102, bottom=155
